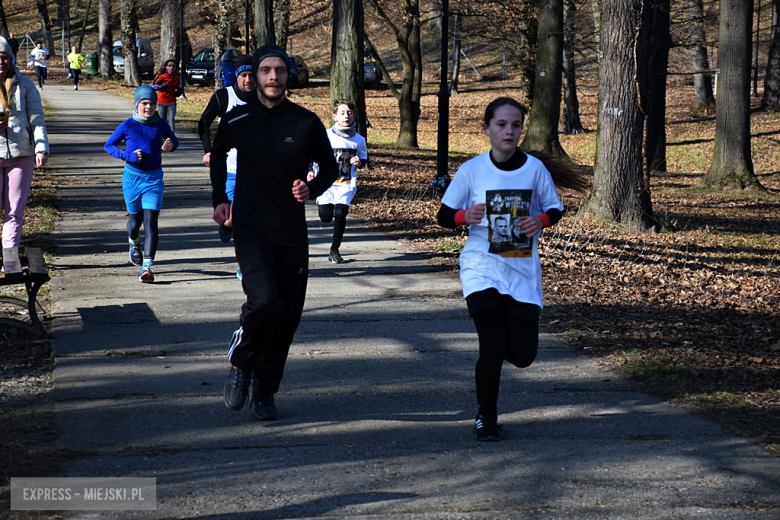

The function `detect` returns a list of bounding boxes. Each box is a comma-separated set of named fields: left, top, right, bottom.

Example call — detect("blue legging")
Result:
left=127, top=209, right=159, bottom=260
left=34, top=66, right=47, bottom=88
left=158, top=104, right=177, bottom=135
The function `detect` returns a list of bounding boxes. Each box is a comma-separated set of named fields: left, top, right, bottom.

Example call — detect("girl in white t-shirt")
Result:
left=437, top=97, right=586, bottom=441
left=307, top=99, right=368, bottom=263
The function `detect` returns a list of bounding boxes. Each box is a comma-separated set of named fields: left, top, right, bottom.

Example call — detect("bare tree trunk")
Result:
left=591, top=0, right=600, bottom=52
left=428, top=0, right=441, bottom=32
left=561, top=0, right=583, bottom=134
left=255, top=0, right=274, bottom=46
left=687, top=0, right=715, bottom=111
left=0, top=0, right=10, bottom=38
left=644, top=0, right=670, bottom=174
left=761, top=0, right=780, bottom=111
left=274, top=0, right=290, bottom=52
left=699, top=0, right=766, bottom=193
left=35, top=0, right=55, bottom=56
left=589, top=0, right=655, bottom=230
left=367, top=0, right=421, bottom=147
left=120, top=0, right=141, bottom=86
left=99, top=0, right=112, bottom=79
left=331, top=0, right=367, bottom=136
left=214, top=0, right=233, bottom=87
left=450, top=38, right=461, bottom=94
left=159, top=0, right=179, bottom=68
left=410, top=3, right=423, bottom=145
left=521, top=0, right=566, bottom=155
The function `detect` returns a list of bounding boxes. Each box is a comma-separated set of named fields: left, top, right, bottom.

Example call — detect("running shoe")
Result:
left=236, top=265, right=243, bottom=281
left=328, top=247, right=343, bottom=264
left=218, top=224, right=233, bottom=243
left=224, top=366, right=251, bottom=411
left=473, top=414, right=502, bottom=442
left=139, top=265, right=154, bottom=283
left=129, top=244, right=143, bottom=266
left=251, top=382, right=279, bottom=420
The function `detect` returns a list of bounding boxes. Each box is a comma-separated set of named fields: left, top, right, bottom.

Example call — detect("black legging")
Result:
left=127, top=209, right=159, bottom=260
left=318, top=203, right=349, bottom=249
left=467, top=288, right=540, bottom=418
left=71, top=68, right=80, bottom=86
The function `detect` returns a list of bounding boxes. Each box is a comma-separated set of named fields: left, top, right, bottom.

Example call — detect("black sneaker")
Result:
left=218, top=224, right=233, bottom=243
left=251, top=382, right=279, bottom=420
left=474, top=414, right=502, bottom=442
left=224, top=366, right=251, bottom=411
left=328, top=248, right=343, bottom=264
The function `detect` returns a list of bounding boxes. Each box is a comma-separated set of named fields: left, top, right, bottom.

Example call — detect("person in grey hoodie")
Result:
left=0, top=37, right=49, bottom=272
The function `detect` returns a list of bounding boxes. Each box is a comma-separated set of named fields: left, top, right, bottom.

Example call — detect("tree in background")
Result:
left=699, top=0, right=767, bottom=192
left=450, top=37, right=461, bottom=94
left=686, top=0, right=715, bottom=112
left=120, top=0, right=141, bottom=86
left=561, top=0, right=584, bottom=134
left=457, top=0, right=538, bottom=103
left=590, top=0, right=600, bottom=52
left=588, top=0, right=655, bottom=230
left=99, top=0, right=112, bottom=79
left=0, top=0, right=10, bottom=38
left=331, top=0, right=367, bottom=136
left=158, top=0, right=180, bottom=68
left=366, top=0, right=423, bottom=147
left=197, top=0, right=237, bottom=83
left=35, top=0, right=55, bottom=56
left=256, top=0, right=274, bottom=46
left=644, top=0, right=671, bottom=174
left=520, top=0, right=565, bottom=155
left=275, top=0, right=290, bottom=52
left=761, top=0, right=780, bottom=112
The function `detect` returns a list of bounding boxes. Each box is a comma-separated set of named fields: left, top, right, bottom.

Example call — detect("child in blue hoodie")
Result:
left=104, top=85, right=178, bottom=283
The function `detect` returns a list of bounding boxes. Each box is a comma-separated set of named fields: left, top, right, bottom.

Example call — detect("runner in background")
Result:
left=104, top=86, right=178, bottom=283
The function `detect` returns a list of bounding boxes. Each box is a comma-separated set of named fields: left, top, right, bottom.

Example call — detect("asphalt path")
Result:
left=38, top=80, right=780, bottom=519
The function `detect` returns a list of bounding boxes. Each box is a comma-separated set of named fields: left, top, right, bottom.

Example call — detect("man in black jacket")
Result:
left=210, top=44, right=338, bottom=421
left=7, top=33, right=18, bottom=63
left=198, top=54, right=255, bottom=241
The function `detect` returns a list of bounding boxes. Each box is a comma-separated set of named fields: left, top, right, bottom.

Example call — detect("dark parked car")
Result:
left=185, top=47, right=241, bottom=84
left=287, top=55, right=309, bottom=88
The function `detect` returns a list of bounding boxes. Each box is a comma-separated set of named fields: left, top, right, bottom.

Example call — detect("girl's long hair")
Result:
left=484, top=97, right=589, bottom=193
left=156, top=59, right=178, bottom=76
left=0, top=67, right=15, bottom=111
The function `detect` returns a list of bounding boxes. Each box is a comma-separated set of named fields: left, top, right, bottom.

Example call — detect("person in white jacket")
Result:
left=0, top=37, right=49, bottom=272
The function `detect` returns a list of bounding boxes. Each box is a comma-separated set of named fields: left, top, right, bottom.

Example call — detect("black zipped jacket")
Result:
left=210, top=98, right=338, bottom=246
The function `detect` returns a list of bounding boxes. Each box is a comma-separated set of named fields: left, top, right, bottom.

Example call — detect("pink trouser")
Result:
left=0, top=155, right=35, bottom=248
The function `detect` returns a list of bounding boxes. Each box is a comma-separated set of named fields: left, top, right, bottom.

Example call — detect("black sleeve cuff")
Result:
left=546, top=208, right=564, bottom=227
left=437, top=204, right=459, bottom=229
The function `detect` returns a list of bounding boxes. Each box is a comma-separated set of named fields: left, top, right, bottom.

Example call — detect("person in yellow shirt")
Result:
left=66, top=46, right=85, bottom=91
